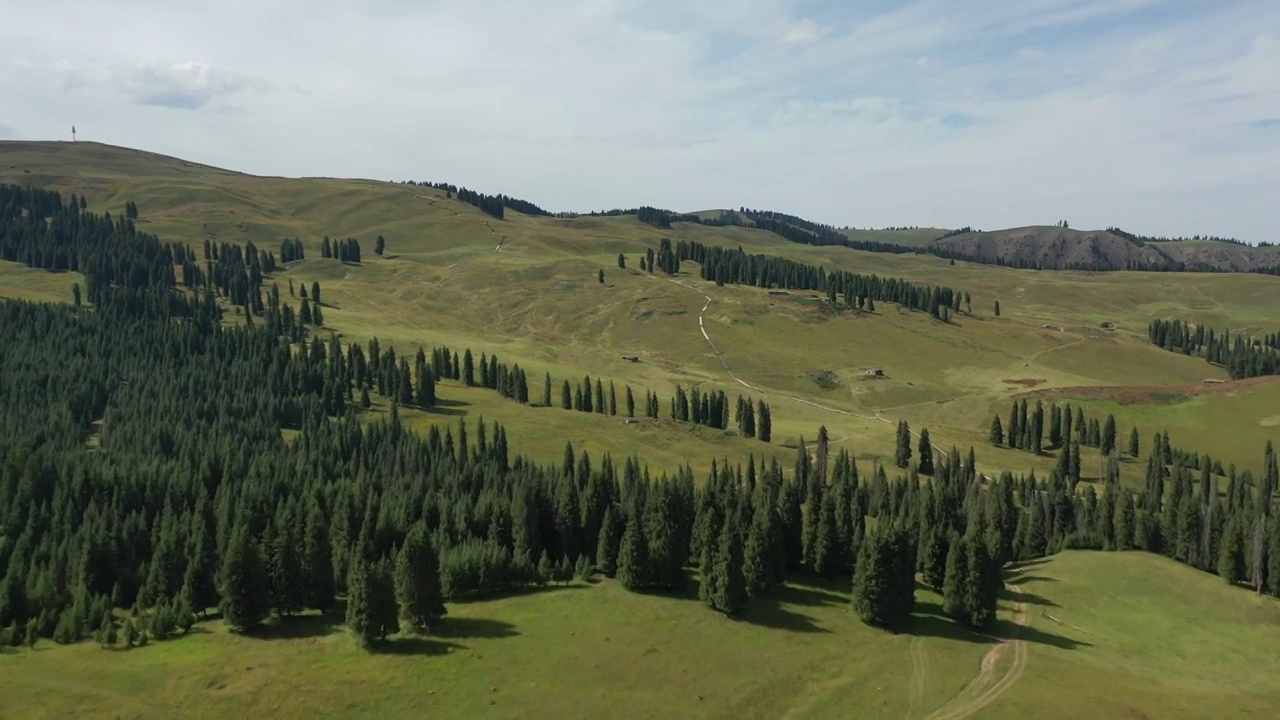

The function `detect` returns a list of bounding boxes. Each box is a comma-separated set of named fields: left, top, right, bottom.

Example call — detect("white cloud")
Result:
left=0, top=0, right=1278, bottom=242
left=115, top=60, right=272, bottom=110
left=783, top=18, right=826, bottom=44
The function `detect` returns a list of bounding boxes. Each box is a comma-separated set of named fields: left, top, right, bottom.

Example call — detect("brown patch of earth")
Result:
left=1002, top=378, right=1045, bottom=388
left=1014, top=376, right=1279, bottom=406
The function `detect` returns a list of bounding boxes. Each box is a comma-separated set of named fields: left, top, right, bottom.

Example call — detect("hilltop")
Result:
left=930, top=226, right=1280, bottom=273
left=4, top=140, right=1276, bottom=275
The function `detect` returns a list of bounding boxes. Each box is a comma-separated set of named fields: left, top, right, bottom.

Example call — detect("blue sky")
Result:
left=1, top=0, right=1278, bottom=241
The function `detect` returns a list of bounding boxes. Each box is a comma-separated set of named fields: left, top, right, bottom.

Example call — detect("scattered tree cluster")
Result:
left=1148, top=318, right=1280, bottom=380
left=321, top=236, right=362, bottom=263
left=279, top=238, right=306, bottom=263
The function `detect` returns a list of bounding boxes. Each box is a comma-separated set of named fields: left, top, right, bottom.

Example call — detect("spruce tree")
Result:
left=709, top=520, right=747, bottom=615
left=395, top=524, right=447, bottom=633
left=852, top=525, right=912, bottom=630
left=219, top=525, right=270, bottom=632
left=1217, top=517, right=1245, bottom=585
left=942, top=534, right=971, bottom=621
left=989, top=415, right=1003, bottom=445
left=757, top=400, right=772, bottom=442
left=1129, top=427, right=1140, bottom=457
left=625, top=386, right=635, bottom=417
left=918, top=429, right=934, bottom=475
left=743, top=504, right=772, bottom=597
left=346, top=557, right=376, bottom=647
left=1102, top=414, right=1117, bottom=456
left=596, top=506, right=620, bottom=577
left=895, top=421, right=912, bottom=469
left=965, top=537, right=1000, bottom=630
left=616, top=512, right=650, bottom=590
left=561, top=380, right=572, bottom=410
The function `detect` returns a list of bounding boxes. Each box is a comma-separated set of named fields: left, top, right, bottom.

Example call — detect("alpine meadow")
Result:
left=1, top=139, right=1279, bottom=720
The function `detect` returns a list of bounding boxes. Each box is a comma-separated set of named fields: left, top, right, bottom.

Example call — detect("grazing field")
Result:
left=3, top=140, right=1279, bottom=479
left=3, top=552, right=1274, bottom=719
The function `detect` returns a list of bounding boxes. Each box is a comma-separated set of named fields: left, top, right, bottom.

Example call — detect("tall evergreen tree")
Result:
left=395, top=524, right=448, bottom=633
left=918, top=429, right=934, bottom=475
left=895, top=421, right=912, bottom=469
left=218, top=525, right=270, bottom=633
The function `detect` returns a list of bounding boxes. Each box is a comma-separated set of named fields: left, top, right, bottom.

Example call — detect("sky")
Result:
left=1, top=0, right=1278, bottom=242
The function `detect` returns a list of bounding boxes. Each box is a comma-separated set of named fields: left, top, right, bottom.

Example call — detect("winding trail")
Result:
left=923, top=584, right=1030, bottom=720
left=649, top=274, right=949, bottom=453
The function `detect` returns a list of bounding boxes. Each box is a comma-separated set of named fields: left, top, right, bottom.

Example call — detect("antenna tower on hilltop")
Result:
left=71, top=125, right=77, bottom=142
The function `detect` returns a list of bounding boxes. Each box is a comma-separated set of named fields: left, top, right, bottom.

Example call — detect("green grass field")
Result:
left=3, top=552, right=1275, bottom=719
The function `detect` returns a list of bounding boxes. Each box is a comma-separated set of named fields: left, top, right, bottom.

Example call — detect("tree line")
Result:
left=647, top=238, right=969, bottom=318
left=1148, top=318, right=1280, bottom=380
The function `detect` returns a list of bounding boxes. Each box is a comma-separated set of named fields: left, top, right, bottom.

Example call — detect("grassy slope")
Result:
left=995, top=551, right=1280, bottom=719
left=2, top=139, right=1279, bottom=483
left=3, top=552, right=1275, bottom=719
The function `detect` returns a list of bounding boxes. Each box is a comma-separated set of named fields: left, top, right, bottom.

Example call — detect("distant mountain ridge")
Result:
left=2, top=139, right=1276, bottom=274
left=927, top=226, right=1280, bottom=273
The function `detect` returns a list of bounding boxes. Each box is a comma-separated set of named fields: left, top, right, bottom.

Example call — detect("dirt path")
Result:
left=650, top=275, right=951, bottom=453
left=923, top=584, right=1030, bottom=720
left=906, top=636, right=928, bottom=719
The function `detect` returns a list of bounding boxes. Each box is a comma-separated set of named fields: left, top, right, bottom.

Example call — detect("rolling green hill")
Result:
left=3, top=140, right=1280, bottom=720
left=2, top=139, right=1279, bottom=483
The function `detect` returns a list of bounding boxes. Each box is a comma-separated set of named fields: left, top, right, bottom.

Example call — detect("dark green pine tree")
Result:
left=895, top=421, right=912, bottom=469
left=811, top=492, right=840, bottom=577
left=596, top=506, right=620, bottom=577
left=1129, top=426, right=1140, bottom=457
left=347, top=557, right=399, bottom=648
left=965, top=537, right=1000, bottom=630
left=852, top=525, right=913, bottom=630
left=561, top=380, right=572, bottom=410
left=608, top=380, right=617, bottom=416
left=617, top=253, right=626, bottom=269
left=463, top=349, right=475, bottom=386
left=269, top=510, right=306, bottom=616
left=625, top=386, right=635, bottom=417
left=942, top=534, right=971, bottom=621
left=219, top=525, right=270, bottom=633
left=395, top=524, right=448, bottom=633
left=1102, top=414, right=1118, bottom=456
left=616, top=510, right=651, bottom=590
left=708, top=519, right=747, bottom=615
left=1217, top=516, right=1245, bottom=585
left=1007, top=402, right=1019, bottom=449
left=918, top=429, right=934, bottom=475
left=757, top=400, right=772, bottom=442
left=543, top=372, right=553, bottom=407
left=302, top=504, right=336, bottom=611
left=360, top=386, right=371, bottom=409
left=994, top=299, right=1001, bottom=317
left=743, top=501, right=773, bottom=597
left=989, top=415, right=1004, bottom=445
